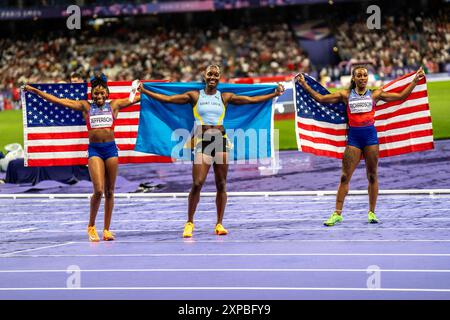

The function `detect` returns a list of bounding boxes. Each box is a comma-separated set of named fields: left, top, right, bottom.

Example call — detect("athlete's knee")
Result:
left=367, top=171, right=378, bottom=184
left=92, top=188, right=103, bottom=199
left=215, top=179, right=227, bottom=193
left=192, top=179, right=205, bottom=192
left=104, top=188, right=114, bottom=199
left=340, top=173, right=350, bottom=185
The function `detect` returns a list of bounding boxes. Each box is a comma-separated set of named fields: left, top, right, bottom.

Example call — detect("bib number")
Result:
left=90, top=114, right=113, bottom=128
left=349, top=99, right=373, bottom=114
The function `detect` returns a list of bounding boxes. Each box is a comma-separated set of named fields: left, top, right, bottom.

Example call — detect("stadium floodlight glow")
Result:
left=89, top=18, right=105, bottom=26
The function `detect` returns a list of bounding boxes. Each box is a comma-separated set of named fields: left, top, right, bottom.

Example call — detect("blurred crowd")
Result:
left=1, top=6, right=449, bottom=111
left=329, top=11, right=450, bottom=80
left=0, top=23, right=309, bottom=110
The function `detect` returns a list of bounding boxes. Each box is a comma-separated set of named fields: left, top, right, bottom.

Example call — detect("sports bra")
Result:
left=193, top=89, right=226, bottom=126
left=347, top=89, right=376, bottom=127
left=86, top=102, right=115, bottom=131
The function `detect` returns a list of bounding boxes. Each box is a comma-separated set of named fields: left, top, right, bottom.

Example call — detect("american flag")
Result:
left=294, top=72, right=434, bottom=159
left=21, top=81, right=172, bottom=167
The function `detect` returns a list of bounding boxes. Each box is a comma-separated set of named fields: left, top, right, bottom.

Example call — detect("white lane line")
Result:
left=0, top=242, right=74, bottom=257
left=6, top=253, right=450, bottom=258
left=2, top=198, right=450, bottom=206
left=1, top=199, right=449, bottom=207
left=1, top=268, right=450, bottom=273
left=7, top=228, right=38, bottom=232
left=1, top=190, right=449, bottom=198
left=0, top=211, right=203, bottom=215
left=1, top=208, right=449, bottom=216
left=3, top=240, right=450, bottom=246
left=0, top=287, right=449, bottom=293
left=3, top=227, right=450, bottom=233
left=1, top=217, right=450, bottom=224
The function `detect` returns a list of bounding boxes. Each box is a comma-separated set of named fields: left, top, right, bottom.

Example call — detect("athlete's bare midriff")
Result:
left=88, top=128, right=115, bottom=143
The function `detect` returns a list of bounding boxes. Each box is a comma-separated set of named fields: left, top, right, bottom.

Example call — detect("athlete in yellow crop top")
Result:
left=139, top=65, right=284, bottom=238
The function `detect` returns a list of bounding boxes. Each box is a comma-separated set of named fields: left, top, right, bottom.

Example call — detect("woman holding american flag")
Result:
left=23, top=74, right=141, bottom=242
left=297, top=66, right=425, bottom=226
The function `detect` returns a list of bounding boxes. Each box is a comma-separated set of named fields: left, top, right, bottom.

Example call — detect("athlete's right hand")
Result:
left=23, top=85, right=33, bottom=92
left=296, top=73, right=307, bottom=87
left=414, top=67, right=425, bottom=83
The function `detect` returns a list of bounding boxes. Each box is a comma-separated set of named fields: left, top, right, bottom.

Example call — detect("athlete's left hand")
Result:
left=275, top=83, right=285, bottom=96
left=414, top=67, right=425, bottom=83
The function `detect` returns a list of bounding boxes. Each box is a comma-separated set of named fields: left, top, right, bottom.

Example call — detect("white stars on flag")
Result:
left=24, top=83, right=87, bottom=127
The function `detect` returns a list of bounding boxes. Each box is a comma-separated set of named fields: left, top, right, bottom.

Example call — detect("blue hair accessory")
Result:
left=90, top=73, right=108, bottom=84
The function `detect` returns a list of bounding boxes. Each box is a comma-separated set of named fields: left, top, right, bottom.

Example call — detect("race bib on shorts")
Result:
left=348, top=98, right=373, bottom=114
left=89, top=114, right=113, bottom=128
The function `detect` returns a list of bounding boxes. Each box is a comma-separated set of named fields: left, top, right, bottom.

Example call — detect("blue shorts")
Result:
left=347, top=125, right=379, bottom=150
left=88, top=141, right=118, bottom=160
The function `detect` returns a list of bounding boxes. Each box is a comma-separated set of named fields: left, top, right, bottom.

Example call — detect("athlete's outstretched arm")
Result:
left=223, top=83, right=285, bottom=105
left=139, top=85, right=197, bottom=105
left=373, top=67, right=425, bottom=102
left=23, top=85, right=87, bottom=112
left=111, top=89, right=141, bottom=110
left=112, top=95, right=141, bottom=110
left=296, top=73, right=346, bottom=104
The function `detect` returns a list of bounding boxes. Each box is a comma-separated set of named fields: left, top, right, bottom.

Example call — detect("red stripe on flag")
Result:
left=380, top=72, right=416, bottom=89
left=376, top=116, right=432, bottom=132
left=378, top=129, right=434, bottom=145
left=375, top=103, right=430, bottom=121
left=116, top=144, right=136, bottom=151
left=297, top=122, right=347, bottom=135
left=299, top=133, right=347, bottom=147
left=382, top=77, right=426, bottom=93
left=118, top=156, right=173, bottom=164
left=28, top=145, right=88, bottom=153
left=299, top=145, right=343, bottom=159
left=120, top=105, right=141, bottom=112
left=379, top=142, right=434, bottom=157
left=375, top=91, right=428, bottom=111
left=114, top=131, right=138, bottom=139
left=115, top=118, right=139, bottom=126
left=28, top=144, right=168, bottom=153
left=27, top=155, right=173, bottom=167
left=27, top=131, right=139, bottom=140
left=27, top=158, right=89, bottom=166
left=28, top=132, right=88, bottom=140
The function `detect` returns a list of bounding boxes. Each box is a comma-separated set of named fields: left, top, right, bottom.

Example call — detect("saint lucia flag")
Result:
left=135, top=82, right=277, bottom=162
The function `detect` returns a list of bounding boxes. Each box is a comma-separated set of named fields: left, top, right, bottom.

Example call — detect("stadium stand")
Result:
left=0, top=1, right=448, bottom=109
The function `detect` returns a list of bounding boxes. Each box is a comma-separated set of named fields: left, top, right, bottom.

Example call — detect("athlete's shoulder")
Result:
left=187, top=90, right=200, bottom=104
left=185, top=90, right=200, bottom=97
left=341, top=89, right=351, bottom=98
left=220, top=91, right=233, bottom=103
left=370, top=88, right=384, bottom=101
